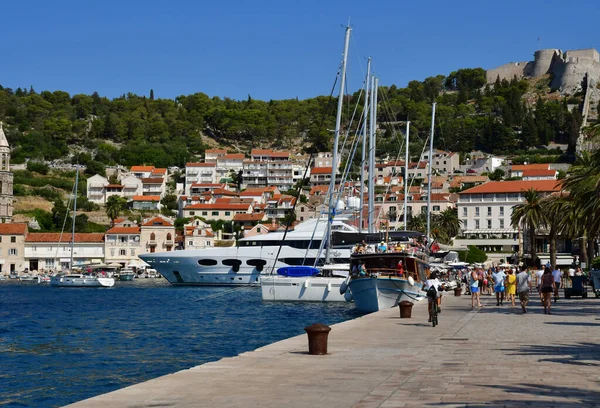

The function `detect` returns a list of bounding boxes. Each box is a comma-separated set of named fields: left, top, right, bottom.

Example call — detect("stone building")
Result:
left=0, top=122, right=14, bottom=222
left=0, top=223, right=28, bottom=274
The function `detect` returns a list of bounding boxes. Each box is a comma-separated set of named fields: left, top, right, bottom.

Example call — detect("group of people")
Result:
left=464, top=263, right=572, bottom=314
left=352, top=238, right=428, bottom=255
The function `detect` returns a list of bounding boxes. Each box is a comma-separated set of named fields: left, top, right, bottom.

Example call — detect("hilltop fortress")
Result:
left=487, top=48, right=600, bottom=95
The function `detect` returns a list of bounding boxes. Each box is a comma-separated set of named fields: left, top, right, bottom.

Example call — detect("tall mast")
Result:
left=403, top=121, right=410, bottom=229
left=367, top=76, right=376, bottom=233
left=426, top=102, right=436, bottom=248
left=325, top=25, right=351, bottom=264
left=70, top=165, right=79, bottom=270
left=359, top=57, right=371, bottom=232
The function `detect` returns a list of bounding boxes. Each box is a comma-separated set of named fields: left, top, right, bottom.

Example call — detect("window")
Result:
left=475, top=220, right=480, bottom=229
left=202, top=211, right=208, bottom=216
left=487, top=207, right=492, bottom=216
left=167, top=233, right=172, bottom=240
left=150, top=232, right=156, bottom=240
left=0, top=236, right=2, bottom=242
left=499, top=207, right=504, bottom=216
left=111, top=249, right=115, bottom=256
left=198, top=259, right=218, bottom=266
left=433, top=205, right=440, bottom=211
left=9, top=248, right=17, bottom=256
left=188, top=241, right=194, bottom=247
left=119, top=249, right=126, bottom=256
left=487, top=219, right=492, bottom=229
left=189, top=211, right=195, bottom=216
left=475, top=207, right=480, bottom=217
left=463, top=207, right=467, bottom=217
left=500, top=219, right=504, bottom=228
left=463, top=219, right=468, bottom=229
left=11, top=236, right=16, bottom=243
left=225, top=211, right=231, bottom=216
left=46, top=258, right=55, bottom=269
left=212, top=211, right=219, bottom=216
left=130, top=249, right=135, bottom=256
left=301, top=207, right=305, bottom=213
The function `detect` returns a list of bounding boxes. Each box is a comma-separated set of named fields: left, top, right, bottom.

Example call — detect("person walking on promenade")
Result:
left=470, top=268, right=482, bottom=308
left=505, top=268, right=517, bottom=306
left=535, top=266, right=545, bottom=300
left=552, top=267, right=562, bottom=302
left=541, top=267, right=555, bottom=314
left=492, top=268, right=506, bottom=306
left=516, top=266, right=531, bottom=313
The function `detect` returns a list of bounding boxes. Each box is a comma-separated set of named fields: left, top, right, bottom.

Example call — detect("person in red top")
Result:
left=396, top=260, right=404, bottom=277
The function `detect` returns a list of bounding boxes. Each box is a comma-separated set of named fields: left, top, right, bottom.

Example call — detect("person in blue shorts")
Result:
left=492, top=268, right=507, bottom=306
left=470, top=268, right=483, bottom=308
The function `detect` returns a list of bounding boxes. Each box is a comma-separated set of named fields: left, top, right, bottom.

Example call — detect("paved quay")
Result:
left=66, top=292, right=600, bottom=408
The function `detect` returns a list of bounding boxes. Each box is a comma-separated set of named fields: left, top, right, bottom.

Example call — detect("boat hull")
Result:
left=119, top=273, right=135, bottom=281
left=50, top=276, right=115, bottom=287
left=260, top=276, right=347, bottom=302
left=348, top=276, right=425, bottom=313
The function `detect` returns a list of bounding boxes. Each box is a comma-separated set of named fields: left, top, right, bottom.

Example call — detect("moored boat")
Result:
left=50, top=274, right=115, bottom=287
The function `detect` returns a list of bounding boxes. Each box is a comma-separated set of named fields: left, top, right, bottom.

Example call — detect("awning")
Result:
left=462, top=229, right=517, bottom=234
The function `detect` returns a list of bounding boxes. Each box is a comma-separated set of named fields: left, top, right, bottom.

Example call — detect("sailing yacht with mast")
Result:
left=261, top=26, right=361, bottom=302
left=345, top=103, right=437, bottom=312
left=50, top=167, right=115, bottom=288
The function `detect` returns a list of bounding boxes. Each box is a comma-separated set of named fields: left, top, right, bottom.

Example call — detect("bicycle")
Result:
left=430, top=300, right=439, bottom=327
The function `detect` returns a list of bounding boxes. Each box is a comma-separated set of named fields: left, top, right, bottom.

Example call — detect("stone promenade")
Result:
left=66, top=291, right=600, bottom=407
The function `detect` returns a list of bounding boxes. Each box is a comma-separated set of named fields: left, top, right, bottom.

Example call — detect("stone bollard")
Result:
left=398, top=301, right=414, bottom=318
left=304, top=323, right=331, bottom=355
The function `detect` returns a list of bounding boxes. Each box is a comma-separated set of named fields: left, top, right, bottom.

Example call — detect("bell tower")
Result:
left=0, top=122, right=14, bottom=222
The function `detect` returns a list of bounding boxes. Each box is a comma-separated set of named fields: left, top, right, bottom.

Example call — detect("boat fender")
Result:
left=327, top=282, right=332, bottom=292
left=339, top=275, right=351, bottom=294
left=304, top=279, right=310, bottom=288
left=408, top=276, right=415, bottom=286
left=344, top=290, right=353, bottom=302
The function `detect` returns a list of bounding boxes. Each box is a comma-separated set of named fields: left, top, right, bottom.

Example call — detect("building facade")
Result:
left=0, top=122, right=14, bottom=221
left=0, top=223, right=27, bottom=274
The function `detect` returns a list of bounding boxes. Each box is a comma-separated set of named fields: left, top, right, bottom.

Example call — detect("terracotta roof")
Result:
left=309, top=185, right=330, bottom=195
left=240, top=188, right=271, bottom=196
left=26, top=233, right=105, bottom=243
left=113, top=217, right=127, bottom=224
left=460, top=180, right=562, bottom=194
left=186, top=162, right=216, bottom=167
left=221, top=153, right=245, bottom=159
left=251, top=149, right=273, bottom=155
left=141, top=178, right=164, bottom=184
left=205, top=149, right=227, bottom=154
left=521, top=169, right=557, bottom=177
left=211, top=188, right=239, bottom=196
left=151, top=168, right=167, bottom=175
left=311, top=167, right=332, bottom=175
left=511, top=164, right=551, bottom=171
left=133, top=195, right=161, bottom=201
left=142, top=217, right=174, bottom=227
left=0, top=223, right=28, bottom=235
left=270, top=151, right=290, bottom=158
left=130, top=166, right=154, bottom=172
left=105, top=184, right=123, bottom=188
left=106, top=227, right=141, bottom=234
left=184, top=203, right=251, bottom=210
left=233, top=213, right=266, bottom=222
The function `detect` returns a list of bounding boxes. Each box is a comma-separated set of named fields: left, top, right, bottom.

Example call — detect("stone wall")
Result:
left=531, top=49, right=560, bottom=77
left=486, top=61, right=531, bottom=83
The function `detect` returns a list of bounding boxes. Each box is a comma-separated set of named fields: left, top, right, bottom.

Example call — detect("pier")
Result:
left=66, top=294, right=600, bottom=407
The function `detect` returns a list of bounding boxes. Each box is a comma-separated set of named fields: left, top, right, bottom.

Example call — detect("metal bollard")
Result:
left=304, top=323, right=331, bottom=355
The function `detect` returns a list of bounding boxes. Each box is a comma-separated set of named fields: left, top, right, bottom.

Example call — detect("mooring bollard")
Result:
left=304, top=323, right=331, bottom=355
left=398, top=301, right=414, bottom=318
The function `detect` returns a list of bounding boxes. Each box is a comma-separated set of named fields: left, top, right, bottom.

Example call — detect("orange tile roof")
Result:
left=105, top=184, right=123, bottom=188
left=26, top=233, right=105, bottom=243
left=142, top=217, right=174, bottom=227
left=133, top=195, right=161, bottom=201
left=184, top=203, right=251, bottom=210
left=309, top=185, right=330, bottom=195
left=270, top=151, right=290, bottom=158
left=221, top=153, right=245, bottom=159
left=113, top=217, right=127, bottom=224
left=151, top=168, right=167, bottom=175
left=211, top=188, right=239, bottom=196
left=130, top=166, right=155, bottom=172
left=460, top=180, right=562, bottom=194
left=106, top=227, right=141, bottom=234
left=311, top=166, right=332, bottom=175
left=521, top=169, right=557, bottom=177
left=186, top=162, right=216, bottom=167
left=511, top=164, right=551, bottom=171
left=233, top=213, right=266, bottom=222
left=251, top=149, right=273, bottom=155
left=0, top=223, right=28, bottom=235
left=141, top=178, right=164, bottom=184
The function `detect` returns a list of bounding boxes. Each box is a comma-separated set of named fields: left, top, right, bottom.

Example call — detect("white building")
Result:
left=141, top=177, right=167, bottom=197
left=24, top=233, right=105, bottom=271
left=185, top=163, right=217, bottom=194
left=216, top=153, right=245, bottom=183
left=454, top=180, right=563, bottom=263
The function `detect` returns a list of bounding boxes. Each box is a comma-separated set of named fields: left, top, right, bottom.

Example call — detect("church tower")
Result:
left=0, top=122, right=14, bottom=222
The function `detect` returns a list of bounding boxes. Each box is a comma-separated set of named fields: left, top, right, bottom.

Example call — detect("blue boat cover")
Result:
left=277, top=266, right=320, bottom=277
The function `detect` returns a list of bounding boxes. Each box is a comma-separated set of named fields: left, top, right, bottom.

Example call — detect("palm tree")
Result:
left=540, top=193, right=568, bottom=270
left=106, top=195, right=127, bottom=227
left=511, top=188, right=547, bottom=266
left=434, top=208, right=462, bottom=242
left=407, top=213, right=426, bottom=233
left=561, top=150, right=600, bottom=265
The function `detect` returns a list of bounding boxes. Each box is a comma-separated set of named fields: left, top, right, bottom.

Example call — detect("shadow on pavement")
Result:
left=428, top=382, right=600, bottom=407
left=504, top=342, right=600, bottom=367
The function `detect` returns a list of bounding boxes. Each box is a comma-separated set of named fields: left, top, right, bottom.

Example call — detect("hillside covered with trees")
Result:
left=0, top=67, right=588, bottom=169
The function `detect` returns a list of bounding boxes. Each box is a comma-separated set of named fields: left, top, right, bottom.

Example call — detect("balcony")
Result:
left=165, top=239, right=174, bottom=246
left=148, top=240, right=157, bottom=246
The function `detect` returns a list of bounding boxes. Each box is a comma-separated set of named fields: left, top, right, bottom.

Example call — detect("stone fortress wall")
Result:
left=486, top=48, right=600, bottom=95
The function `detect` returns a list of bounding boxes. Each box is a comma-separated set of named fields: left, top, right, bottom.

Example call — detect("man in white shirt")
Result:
left=423, top=272, right=443, bottom=322
left=535, top=267, right=545, bottom=300
left=552, top=267, right=562, bottom=301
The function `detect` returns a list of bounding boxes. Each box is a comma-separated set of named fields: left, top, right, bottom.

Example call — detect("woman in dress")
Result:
left=541, top=267, right=555, bottom=314
left=505, top=268, right=517, bottom=306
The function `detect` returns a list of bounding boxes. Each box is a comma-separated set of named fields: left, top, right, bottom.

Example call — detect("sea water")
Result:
left=0, top=280, right=362, bottom=407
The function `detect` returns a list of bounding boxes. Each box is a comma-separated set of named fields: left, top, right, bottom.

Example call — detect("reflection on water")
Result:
left=0, top=279, right=361, bottom=407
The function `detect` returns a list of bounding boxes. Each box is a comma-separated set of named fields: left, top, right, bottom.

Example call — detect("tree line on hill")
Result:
left=0, top=68, right=583, bottom=170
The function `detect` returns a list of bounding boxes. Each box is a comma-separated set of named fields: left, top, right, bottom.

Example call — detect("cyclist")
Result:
left=423, top=271, right=444, bottom=322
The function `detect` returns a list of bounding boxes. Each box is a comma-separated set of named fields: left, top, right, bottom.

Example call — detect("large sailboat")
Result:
left=50, top=167, right=115, bottom=288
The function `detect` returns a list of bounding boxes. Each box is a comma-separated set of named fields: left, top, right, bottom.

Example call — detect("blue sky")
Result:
left=2, top=0, right=599, bottom=101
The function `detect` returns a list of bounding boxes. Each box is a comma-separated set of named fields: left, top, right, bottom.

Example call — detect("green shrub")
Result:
left=27, top=161, right=49, bottom=175
left=465, top=246, right=488, bottom=263
left=32, top=187, right=62, bottom=201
